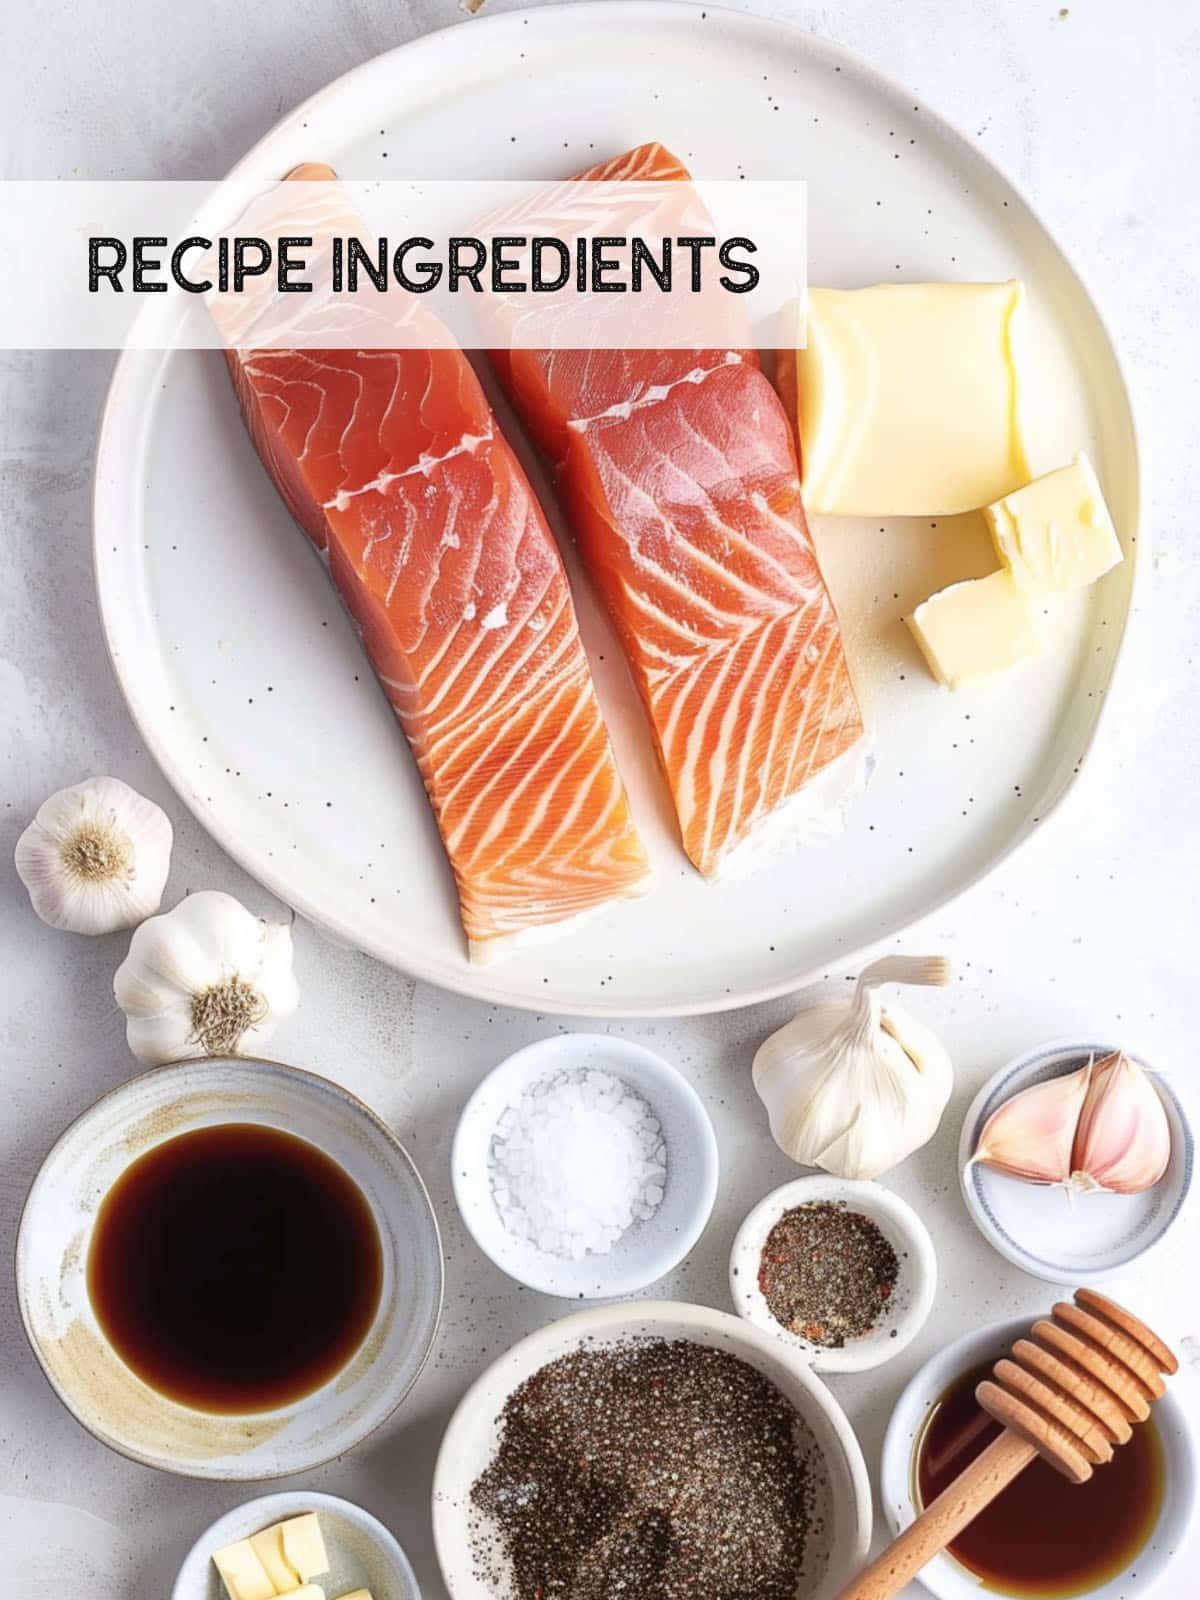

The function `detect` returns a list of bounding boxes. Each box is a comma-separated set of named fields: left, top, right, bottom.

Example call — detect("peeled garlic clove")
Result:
left=1071, top=1052, right=1170, bottom=1194
left=971, top=1059, right=1093, bottom=1183
left=14, top=776, right=173, bottom=935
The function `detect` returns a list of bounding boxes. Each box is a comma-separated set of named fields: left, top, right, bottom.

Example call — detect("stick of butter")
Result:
left=212, top=1539, right=277, bottom=1600
left=286, top=1589, right=326, bottom=1600
left=334, top=1591, right=374, bottom=1600
left=907, top=569, right=1041, bottom=690
left=788, top=283, right=1030, bottom=516
left=984, top=452, right=1121, bottom=592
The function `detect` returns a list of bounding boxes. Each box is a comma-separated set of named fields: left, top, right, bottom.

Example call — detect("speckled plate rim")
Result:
left=14, top=1054, right=445, bottom=1481
left=172, top=1489, right=421, bottom=1600
left=957, top=1038, right=1193, bottom=1285
left=93, top=0, right=1143, bottom=1018
left=728, top=1174, right=937, bottom=1373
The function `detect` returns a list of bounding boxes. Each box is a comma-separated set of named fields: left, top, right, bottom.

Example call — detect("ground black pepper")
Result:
left=758, top=1201, right=899, bottom=1347
left=470, top=1338, right=813, bottom=1600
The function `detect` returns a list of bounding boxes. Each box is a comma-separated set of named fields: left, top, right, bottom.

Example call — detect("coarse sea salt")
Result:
left=488, top=1067, right=668, bottom=1260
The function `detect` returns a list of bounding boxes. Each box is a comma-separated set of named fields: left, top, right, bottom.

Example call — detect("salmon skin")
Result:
left=488, top=143, right=865, bottom=877
left=223, top=175, right=650, bottom=959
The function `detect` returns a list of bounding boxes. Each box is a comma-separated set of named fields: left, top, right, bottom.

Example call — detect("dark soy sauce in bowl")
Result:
left=916, top=1357, right=1165, bottom=1597
left=87, top=1122, right=383, bottom=1413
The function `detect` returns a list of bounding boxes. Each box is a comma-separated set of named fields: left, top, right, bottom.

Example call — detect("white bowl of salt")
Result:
left=452, top=1034, right=719, bottom=1298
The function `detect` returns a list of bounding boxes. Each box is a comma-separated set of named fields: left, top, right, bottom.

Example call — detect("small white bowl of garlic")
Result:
left=959, top=1040, right=1193, bottom=1285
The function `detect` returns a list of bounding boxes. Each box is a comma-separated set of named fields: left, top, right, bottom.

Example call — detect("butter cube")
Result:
left=985, top=452, right=1122, bottom=592
left=212, top=1539, right=277, bottom=1600
left=907, top=570, right=1041, bottom=690
left=334, top=1592, right=374, bottom=1600
left=279, top=1513, right=330, bottom=1585
left=249, top=1522, right=301, bottom=1592
left=788, top=283, right=1030, bottom=516
left=287, top=1589, right=326, bottom=1600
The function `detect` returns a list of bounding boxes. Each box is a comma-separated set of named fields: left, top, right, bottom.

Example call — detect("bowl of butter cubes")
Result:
left=173, top=1491, right=419, bottom=1600
left=451, top=1032, right=719, bottom=1298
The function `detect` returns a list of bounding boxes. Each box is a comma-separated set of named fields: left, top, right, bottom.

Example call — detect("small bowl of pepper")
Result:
left=729, top=1174, right=936, bottom=1372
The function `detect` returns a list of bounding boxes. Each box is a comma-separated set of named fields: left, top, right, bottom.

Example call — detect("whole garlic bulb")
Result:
left=114, top=889, right=299, bottom=1065
left=15, top=776, right=173, bottom=934
left=753, top=956, right=953, bottom=1180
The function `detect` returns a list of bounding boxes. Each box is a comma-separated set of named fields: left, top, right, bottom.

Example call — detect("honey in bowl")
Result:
left=87, top=1122, right=383, bottom=1413
left=916, top=1357, right=1165, bottom=1598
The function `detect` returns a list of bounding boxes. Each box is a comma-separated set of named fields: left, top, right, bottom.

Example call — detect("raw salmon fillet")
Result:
left=221, top=177, right=650, bottom=958
left=488, top=144, right=865, bottom=876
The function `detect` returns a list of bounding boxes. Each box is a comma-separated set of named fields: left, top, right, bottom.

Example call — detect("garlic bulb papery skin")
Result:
left=752, top=955, right=953, bottom=1181
left=970, top=1059, right=1093, bottom=1185
left=1070, top=1052, right=1171, bottom=1195
left=114, top=890, right=299, bottom=1065
left=14, top=776, right=173, bottom=935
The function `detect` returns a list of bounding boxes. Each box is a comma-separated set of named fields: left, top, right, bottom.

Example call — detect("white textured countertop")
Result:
left=2, top=0, right=1198, bottom=1595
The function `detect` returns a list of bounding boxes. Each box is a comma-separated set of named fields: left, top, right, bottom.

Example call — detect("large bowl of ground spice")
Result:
left=432, top=1299, right=872, bottom=1600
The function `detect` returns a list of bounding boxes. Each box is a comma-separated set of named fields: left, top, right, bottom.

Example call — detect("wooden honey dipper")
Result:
left=833, top=1288, right=1178, bottom=1600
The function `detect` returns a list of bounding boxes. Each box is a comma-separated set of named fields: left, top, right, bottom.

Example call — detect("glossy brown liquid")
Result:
left=87, top=1123, right=383, bottom=1413
left=916, top=1358, right=1165, bottom=1598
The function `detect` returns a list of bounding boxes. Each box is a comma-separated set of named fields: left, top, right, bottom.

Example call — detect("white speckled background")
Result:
left=2, top=0, right=1198, bottom=1595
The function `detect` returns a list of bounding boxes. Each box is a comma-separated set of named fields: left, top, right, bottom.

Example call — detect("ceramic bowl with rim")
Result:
left=959, top=1040, right=1193, bottom=1285
left=172, top=1490, right=420, bottom=1600
left=729, top=1175, right=937, bottom=1372
left=451, top=1033, right=719, bottom=1298
left=16, top=1056, right=443, bottom=1479
left=880, top=1316, right=1197, bottom=1600
left=432, top=1299, right=872, bottom=1600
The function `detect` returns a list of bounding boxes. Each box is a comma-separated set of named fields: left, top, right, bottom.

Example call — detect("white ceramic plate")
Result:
left=431, top=1300, right=871, bottom=1600
left=958, top=1040, right=1193, bottom=1285
left=94, top=1, right=1139, bottom=1016
left=728, top=1175, right=936, bottom=1373
left=172, top=1491, right=420, bottom=1600
left=452, top=1033, right=718, bottom=1298
left=16, top=1057, right=443, bottom=1479
left=880, top=1317, right=1197, bottom=1600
